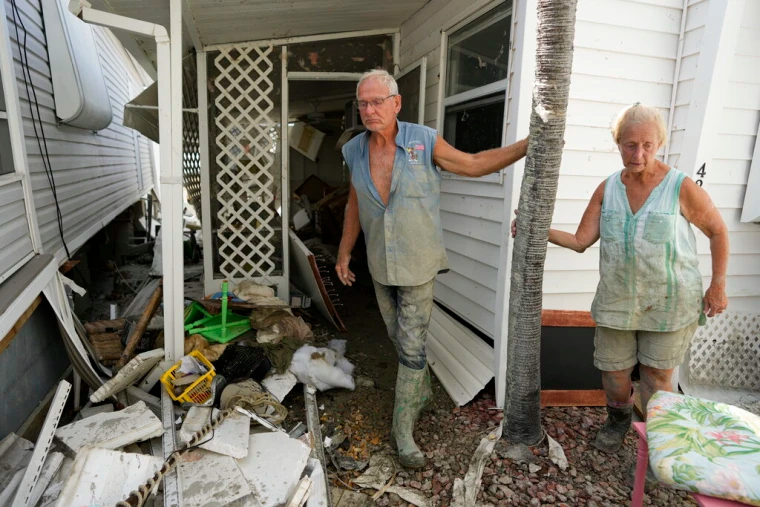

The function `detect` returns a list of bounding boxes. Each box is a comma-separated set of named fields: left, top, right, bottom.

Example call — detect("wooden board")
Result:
left=542, top=310, right=596, bottom=328
left=0, top=296, right=42, bottom=355
left=540, top=390, right=606, bottom=407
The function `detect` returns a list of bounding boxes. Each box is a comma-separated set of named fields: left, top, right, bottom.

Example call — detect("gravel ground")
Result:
left=282, top=259, right=697, bottom=507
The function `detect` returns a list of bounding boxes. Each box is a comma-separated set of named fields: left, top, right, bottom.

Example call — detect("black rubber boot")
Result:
left=593, top=404, right=633, bottom=453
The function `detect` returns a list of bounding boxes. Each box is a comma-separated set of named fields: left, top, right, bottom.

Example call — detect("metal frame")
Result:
left=199, top=50, right=215, bottom=294
left=205, top=28, right=398, bottom=52
left=281, top=45, right=290, bottom=304
left=288, top=72, right=364, bottom=81
left=436, top=0, right=512, bottom=184
left=395, top=56, right=427, bottom=125
left=0, top=0, right=43, bottom=263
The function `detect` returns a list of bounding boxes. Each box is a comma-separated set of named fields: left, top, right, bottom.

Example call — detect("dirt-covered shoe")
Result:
left=593, top=404, right=633, bottom=453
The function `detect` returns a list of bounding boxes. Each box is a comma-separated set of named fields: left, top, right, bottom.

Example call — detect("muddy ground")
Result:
left=84, top=252, right=696, bottom=507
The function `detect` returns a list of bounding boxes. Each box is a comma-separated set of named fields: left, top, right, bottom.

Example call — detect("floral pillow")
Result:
left=646, top=391, right=760, bottom=506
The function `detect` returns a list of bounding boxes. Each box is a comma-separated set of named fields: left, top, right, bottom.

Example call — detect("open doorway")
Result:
left=287, top=78, right=358, bottom=251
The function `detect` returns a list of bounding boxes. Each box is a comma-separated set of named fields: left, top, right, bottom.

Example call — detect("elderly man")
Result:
left=336, top=69, right=527, bottom=468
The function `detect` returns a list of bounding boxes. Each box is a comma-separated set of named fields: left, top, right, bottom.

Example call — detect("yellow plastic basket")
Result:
left=160, top=350, right=216, bottom=403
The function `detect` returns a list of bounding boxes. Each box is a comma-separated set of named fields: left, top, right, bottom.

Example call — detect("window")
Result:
left=441, top=1, right=512, bottom=173
left=0, top=70, right=14, bottom=175
left=443, top=92, right=505, bottom=154
left=446, top=2, right=511, bottom=98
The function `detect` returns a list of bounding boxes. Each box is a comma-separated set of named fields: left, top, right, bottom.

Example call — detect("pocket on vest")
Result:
left=600, top=211, right=625, bottom=241
left=643, top=212, right=674, bottom=244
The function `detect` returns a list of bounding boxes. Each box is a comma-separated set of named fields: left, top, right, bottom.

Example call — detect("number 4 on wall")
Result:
left=695, top=163, right=706, bottom=186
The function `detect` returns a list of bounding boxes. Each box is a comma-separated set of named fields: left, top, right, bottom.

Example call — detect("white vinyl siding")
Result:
left=6, top=0, right=155, bottom=259
left=542, top=0, right=683, bottom=311
left=400, top=0, right=510, bottom=336
left=0, top=180, right=33, bottom=282
left=700, top=0, right=760, bottom=312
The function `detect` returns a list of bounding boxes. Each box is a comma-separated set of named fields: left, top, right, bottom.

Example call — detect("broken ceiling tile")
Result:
left=178, top=449, right=253, bottom=507
left=238, top=431, right=311, bottom=507
left=90, top=348, right=164, bottom=403
left=56, top=447, right=163, bottom=506
left=37, top=456, right=73, bottom=507
left=77, top=403, right=114, bottom=420
left=262, top=372, right=298, bottom=402
left=55, top=401, right=163, bottom=453
left=305, top=458, right=329, bottom=507
left=0, top=433, right=33, bottom=505
left=179, top=407, right=250, bottom=459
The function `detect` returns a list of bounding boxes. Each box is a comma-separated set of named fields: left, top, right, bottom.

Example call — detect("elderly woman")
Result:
left=515, top=103, right=729, bottom=454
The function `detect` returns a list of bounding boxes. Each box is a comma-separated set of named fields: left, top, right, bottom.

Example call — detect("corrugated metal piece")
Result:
left=426, top=305, right=493, bottom=406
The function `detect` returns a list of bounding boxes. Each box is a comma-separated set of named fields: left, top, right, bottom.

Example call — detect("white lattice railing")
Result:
left=213, top=44, right=279, bottom=282
left=689, top=312, right=760, bottom=391
left=183, top=111, right=201, bottom=215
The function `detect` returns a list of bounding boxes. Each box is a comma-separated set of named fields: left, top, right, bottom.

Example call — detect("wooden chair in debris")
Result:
left=631, top=391, right=760, bottom=507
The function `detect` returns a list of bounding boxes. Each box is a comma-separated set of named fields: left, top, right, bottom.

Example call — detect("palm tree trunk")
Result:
left=503, top=0, right=578, bottom=445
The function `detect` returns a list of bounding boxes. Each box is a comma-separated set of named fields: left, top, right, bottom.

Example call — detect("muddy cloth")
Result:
left=373, top=278, right=435, bottom=370
left=591, top=168, right=702, bottom=332
left=342, top=121, right=448, bottom=286
left=259, top=335, right=305, bottom=374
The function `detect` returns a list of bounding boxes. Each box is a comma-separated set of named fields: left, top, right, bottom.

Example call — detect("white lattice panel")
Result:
left=689, top=312, right=760, bottom=390
left=214, top=45, right=278, bottom=281
left=183, top=111, right=202, bottom=215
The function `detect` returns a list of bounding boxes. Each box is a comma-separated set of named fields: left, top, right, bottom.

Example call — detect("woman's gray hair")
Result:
left=357, top=69, right=399, bottom=97
left=611, top=103, right=667, bottom=146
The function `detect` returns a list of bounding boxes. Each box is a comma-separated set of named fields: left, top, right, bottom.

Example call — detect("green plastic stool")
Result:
left=185, top=281, right=251, bottom=344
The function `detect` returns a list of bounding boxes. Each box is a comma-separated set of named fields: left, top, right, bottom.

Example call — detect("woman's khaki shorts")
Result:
left=593, top=321, right=699, bottom=371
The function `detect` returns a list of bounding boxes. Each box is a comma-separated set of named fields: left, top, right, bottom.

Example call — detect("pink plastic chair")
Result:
left=632, top=422, right=751, bottom=507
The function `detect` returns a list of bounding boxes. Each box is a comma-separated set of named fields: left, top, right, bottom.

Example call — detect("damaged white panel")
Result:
left=26, top=452, right=64, bottom=507
left=37, top=456, right=73, bottom=507
left=12, top=380, right=70, bottom=507
left=178, top=449, right=254, bottom=507
left=90, top=348, right=164, bottom=403
left=77, top=404, right=114, bottom=420
left=179, top=407, right=250, bottom=459
left=55, top=401, right=163, bottom=453
left=305, top=458, right=328, bottom=507
left=0, top=434, right=33, bottom=506
left=263, top=372, right=298, bottom=402
left=238, top=431, right=311, bottom=507
left=426, top=305, right=494, bottom=407
left=139, top=359, right=174, bottom=392
left=55, top=447, right=163, bottom=506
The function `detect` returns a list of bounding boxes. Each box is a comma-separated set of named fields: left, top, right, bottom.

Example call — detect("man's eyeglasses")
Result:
left=354, top=95, right=397, bottom=110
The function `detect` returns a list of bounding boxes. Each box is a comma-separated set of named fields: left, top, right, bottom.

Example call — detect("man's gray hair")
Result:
left=357, top=69, right=399, bottom=97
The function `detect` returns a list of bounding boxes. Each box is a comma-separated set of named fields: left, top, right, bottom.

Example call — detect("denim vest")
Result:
left=342, top=121, right=448, bottom=286
left=591, top=168, right=703, bottom=331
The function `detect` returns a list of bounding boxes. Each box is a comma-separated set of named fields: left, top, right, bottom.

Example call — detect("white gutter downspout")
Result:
left=664, top=0, right=689, bottom=163
left=74, top=7, right=185, bottom=505
left=74, top=5, right=184, bottom=364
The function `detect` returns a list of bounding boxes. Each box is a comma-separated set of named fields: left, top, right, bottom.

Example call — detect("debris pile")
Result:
left=1, top=265, right=361, bottom=507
